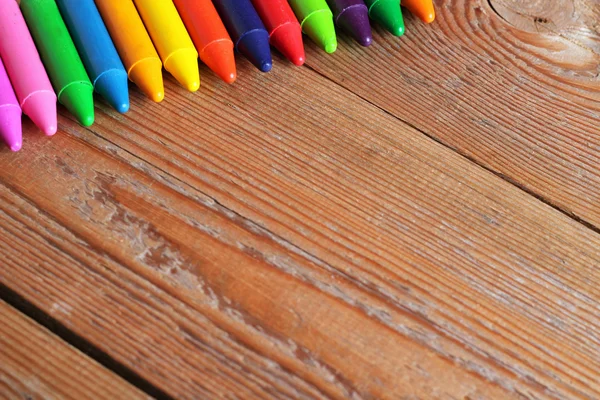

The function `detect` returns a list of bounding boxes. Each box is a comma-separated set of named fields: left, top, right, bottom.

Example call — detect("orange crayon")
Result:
left=174, top=0, right=237, bottom=84
left=95, top=0, right=165, bottom=102
left=402, top=0, right=435, bottom=23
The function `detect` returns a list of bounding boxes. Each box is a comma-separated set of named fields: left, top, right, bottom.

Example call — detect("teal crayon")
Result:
left=57, top=0, right=129, bottom=113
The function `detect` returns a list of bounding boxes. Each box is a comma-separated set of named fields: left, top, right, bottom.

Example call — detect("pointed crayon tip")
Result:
left=237, top=29, right=272, bottom=73
left=95, top=69, right=130, bottom=113
left=0, top=106, right=23, bottom=151
left=21, top=91, right=58, bottom=136
left=336, top=5, right=373, bottom=47
left=369, top=0, right=405, bottom=36
left=165, top=49, right=200, bottom=92
left=402, top=0, right=435, bottom=23
left=271, top=22, right=305, bottom=66
left=201, top=40, right=237, bottom=84
left=302, top=10, right=338, bottom=53
left=59, top=83, right=95, bottom=127
left=129, top=58, right=165, bottom=103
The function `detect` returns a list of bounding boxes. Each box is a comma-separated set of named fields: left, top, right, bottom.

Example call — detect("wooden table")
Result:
left=2, top=1, right=599, bottom=398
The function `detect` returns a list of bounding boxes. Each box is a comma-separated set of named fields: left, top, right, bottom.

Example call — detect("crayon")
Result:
left=212, top=0, right=273, bottom=72
left=0, top=57, right=22, bottom=151
left=20, top=0, right=95, bottom=126
left=250, top=0, right=305, bottom=66
left=288, top=0, right=337, bottom=53
left=133, top=0, right=200, bottom=92
left=0, top=0, right=57, bottom=136
left=326, top=0, right=373, bottom=46
left=95, top=0, right=164, bottom=102
left=401, top=0, right=435, bottom=23
left=364, top=0, right=404, bottom=36
left=173, top=0, right=237, bottom=84
left=56, top=0, right=129, bottom=113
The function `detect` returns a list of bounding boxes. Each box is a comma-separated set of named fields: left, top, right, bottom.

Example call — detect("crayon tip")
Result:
left=369, top=0, right=405, bottom=36
left=21, top=91, right=58, bottom=136
left=200, top=41, right=237, bottom=84
left=164, top=49, right=200, bottom=92
left=302, top=11, right=338, bottom=53
left=336, top=5, right=373, bottom=47
left=270, top=22, right=306, bottom=66
left=59, top=83, right=95, bottom=127
left=403, top=0, right=436, bottom=23
left=237, top=30, right=273, bottom=73
left=129, top=58, right=165, bottom=103
left=0, top=106, right=23, bottom=152
left=95, top=70, right=130, bottom=113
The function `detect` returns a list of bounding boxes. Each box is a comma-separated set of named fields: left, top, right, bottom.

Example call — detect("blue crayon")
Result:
left=212, top=0, right=272, bottom=72
left=56, top=0, right=129, bottom=113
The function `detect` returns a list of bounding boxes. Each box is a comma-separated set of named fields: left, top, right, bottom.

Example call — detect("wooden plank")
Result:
left=304, top=0, right=600, bottom=226
left=1, top=61, right=599, bottom=398
left=0, top=300, right=150, bottom=400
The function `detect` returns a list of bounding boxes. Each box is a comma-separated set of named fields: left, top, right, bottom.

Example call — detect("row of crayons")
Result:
left=0, top=0, right=435, bottom=152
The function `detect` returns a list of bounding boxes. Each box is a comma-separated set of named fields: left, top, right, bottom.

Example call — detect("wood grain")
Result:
left=1, top=46, right=599, bottom=399
left=305, top=0, right=600, bottom=227
left=0, top=300, right=150, bottom=400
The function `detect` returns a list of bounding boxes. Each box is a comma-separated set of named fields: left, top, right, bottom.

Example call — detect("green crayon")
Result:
left=365, top=0, right=404, bottom=36
left=288, top=0, right=337, bottom=53
left=20, top=0, right=95, bottom=126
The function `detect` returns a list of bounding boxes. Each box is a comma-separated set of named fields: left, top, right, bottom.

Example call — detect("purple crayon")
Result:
left=326, top=0, right=372, bottom=46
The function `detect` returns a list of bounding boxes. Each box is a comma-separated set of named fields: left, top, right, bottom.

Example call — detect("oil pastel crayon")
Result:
left=0, top=57, right=22, bottom=151
left=133, top=0, right=200, bottom=92
left=20, top=0, right=95, bottom=126
left=212, top=0, right=273, bottom=72
left=173, top=0, right=237, bottom=83
left=250, top=0, right=305, bottom=66
left=56, top=0, right=129, bottom=113
left=288, top=0, right=337, bottom=53
left=401, top=0, right=435, bottom=23
left=95, top=0, right=164, bottom=102
left=326, top=0, right=373, bottom=46
left=364, top=0, right=404, bottom=36
left=0, top=0, right=57, bottom=135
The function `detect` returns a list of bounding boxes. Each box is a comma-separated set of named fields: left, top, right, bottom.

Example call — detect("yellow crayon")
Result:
left=95, top=0, right=165, bottom=102
left=133, top=0, right=200, bottom=92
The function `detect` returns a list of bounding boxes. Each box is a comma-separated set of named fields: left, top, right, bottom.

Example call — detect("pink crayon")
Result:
left=0, top=0, right=57, bottom=136
left=0, top=57, right=22, bottom=151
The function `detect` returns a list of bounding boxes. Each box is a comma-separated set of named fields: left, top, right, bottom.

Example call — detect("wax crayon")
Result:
left=326, top=0, right=373, bottom=46
left=364, top=0, right=404, bottom=36
left=133, top=0, right=200, bottom=91
left=0, top=58, right=22, bottom=151
left=20, top=0, right=95, bottom=126
left=0, top=0, right=57, bottom=135
left=402, top=0, right=435, bottom=23
left=212, top=0, right=272, bottom=72
left=95, top=0, right=164, bottom=102
left=250, top=0, right=305, bottom=66
left=173, top=0, right=237, bottom=83
left=288, top=0, right=337, bottom=53
left=56, top=0, right=129, bottom=113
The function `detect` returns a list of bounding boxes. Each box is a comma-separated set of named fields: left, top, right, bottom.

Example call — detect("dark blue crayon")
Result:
left=212, top=0, right=273, bottom=72
left=56, top=0, right=129, bottom=113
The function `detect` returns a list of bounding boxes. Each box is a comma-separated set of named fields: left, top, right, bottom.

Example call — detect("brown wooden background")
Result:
left=1, top=0, right=599, bottom=398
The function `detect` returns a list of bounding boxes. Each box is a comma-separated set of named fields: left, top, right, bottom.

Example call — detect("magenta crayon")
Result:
left=0, top=57, right=22, bottom=151
left=326, top=0, right=373, bottom=46
left=0, top=0, right=57, bottom=136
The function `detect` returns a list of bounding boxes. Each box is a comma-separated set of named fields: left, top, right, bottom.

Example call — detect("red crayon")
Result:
left=174, top=0, right=237, bottom=83
left=250, top=0, right=305, bottom=66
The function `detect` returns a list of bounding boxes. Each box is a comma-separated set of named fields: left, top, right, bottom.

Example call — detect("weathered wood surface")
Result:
left=0, top=300, right=150, bottom=400
left=307, top=0, right=600, bottom=226
left=1, top=1, right=600, bottom=399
